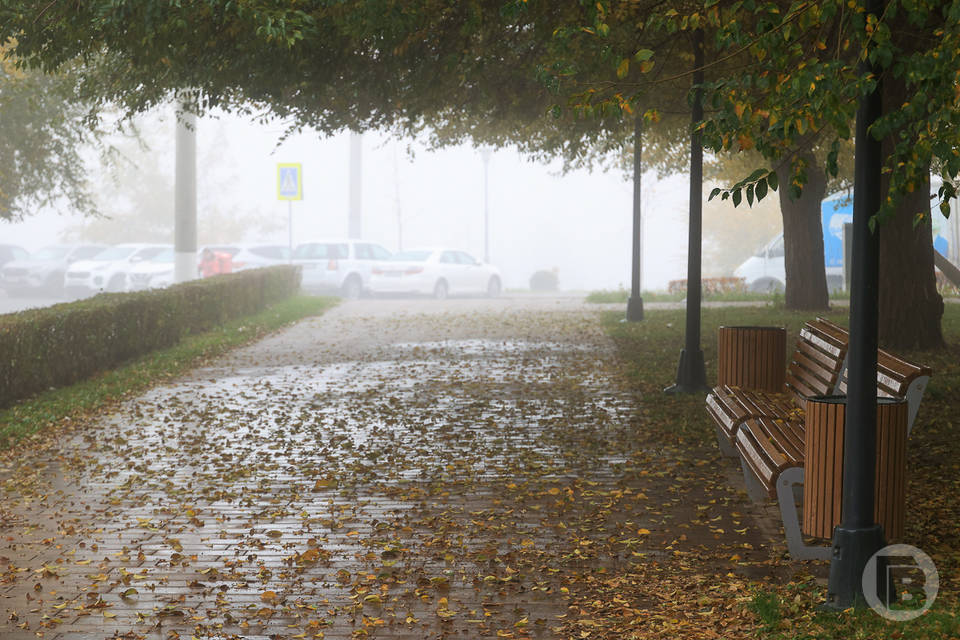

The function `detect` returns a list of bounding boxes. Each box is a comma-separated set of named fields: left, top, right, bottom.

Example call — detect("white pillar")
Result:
left=348, top=132, right=362, bottom=239
left=175, top=101, right=197, bottom=283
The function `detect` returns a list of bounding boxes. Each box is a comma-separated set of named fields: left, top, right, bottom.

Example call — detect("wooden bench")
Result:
left=734, top=323, right=931, bottom=560
left=706, top=317, right=849, bottom=457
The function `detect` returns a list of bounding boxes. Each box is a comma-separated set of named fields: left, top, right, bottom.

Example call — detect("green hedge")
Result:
left=0, top=265, right=301, bottom=409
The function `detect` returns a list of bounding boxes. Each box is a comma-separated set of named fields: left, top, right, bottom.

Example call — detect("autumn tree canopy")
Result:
left=3, top=0, right=956, bottom=345
left=0, top=45, right=106, bottom=220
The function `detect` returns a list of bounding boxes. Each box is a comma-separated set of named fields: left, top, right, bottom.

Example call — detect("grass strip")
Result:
left=586, top=288, right=788, bottom=304
left=0, top=294, right=337, bottom=449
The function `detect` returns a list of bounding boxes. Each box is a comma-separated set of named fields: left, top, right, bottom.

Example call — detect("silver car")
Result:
left=64, top=244, right=169, bottom=294
left=1, top=244, right=106, bottom=296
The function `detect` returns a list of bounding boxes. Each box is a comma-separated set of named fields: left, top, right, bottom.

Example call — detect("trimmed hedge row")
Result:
left=0, top=265, right=301, bottom=409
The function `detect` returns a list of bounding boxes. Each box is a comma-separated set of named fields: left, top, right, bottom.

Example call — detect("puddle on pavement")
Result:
left=2, top=331, right=656, bottom=638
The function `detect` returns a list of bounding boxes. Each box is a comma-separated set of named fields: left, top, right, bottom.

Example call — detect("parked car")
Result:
left=64, top=243, right=169, bottom=294
left=1, top=244, right=105, bottom=296
left=231, top=244, right=291, bottom=271
left=292, top=239, right=391, bottom=298
left=368, top=248, right=501, bottom=299
left=127, top=248, right=177, bottom=291
left=0, top=244, right=29, bottom=270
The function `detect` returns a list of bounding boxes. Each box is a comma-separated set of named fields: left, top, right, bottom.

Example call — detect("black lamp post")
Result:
left=825, top=0, right=887, bottom=609
left=666, top=28, right=708, bottom=394
left=626, top=114, right=645, bottom=321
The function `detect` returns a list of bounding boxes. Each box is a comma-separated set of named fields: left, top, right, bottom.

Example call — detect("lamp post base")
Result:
left=823, top=524, right=887, bottom=611
left=664, top=347, right=708, bottom=394
left=625, top=296, right=644, bottom=322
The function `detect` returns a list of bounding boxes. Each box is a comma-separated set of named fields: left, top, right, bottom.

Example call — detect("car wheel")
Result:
left=486, top=276, right=501, bottom=298
left=749, top=277, right=784, bottom=294
left=433, top=279, right=449, bottom=300
left=341, top=275, right=362, bottom=300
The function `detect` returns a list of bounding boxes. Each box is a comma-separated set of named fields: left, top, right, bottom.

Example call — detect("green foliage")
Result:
left=690, top=0, right=960, bottom=221
left=0, top=294, right=335, bottom=449
left=0, top=266, right=301, bottom=409
left=0, top=47, right=104, bottom=219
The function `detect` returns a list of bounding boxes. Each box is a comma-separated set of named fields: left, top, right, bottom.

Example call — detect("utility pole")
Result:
left=174, top=97, right=197, bottom=284
left=394, top=144, right=403, bottom=251
left=665, top=29, right=708, bottom=394
left=481, top=147, right=492, bottom=263
left=626, top=114, right=644, bottom=321
left=349, top=132, right=362, bottom=239
left=825, top=0, right=886, bottom=610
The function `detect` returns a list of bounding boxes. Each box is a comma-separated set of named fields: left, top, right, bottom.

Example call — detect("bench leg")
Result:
left=776, top=466, right=831, bottom=561
left=716, top=425, right=738, bottom=457
left=739, top=455, right=768, bottom=503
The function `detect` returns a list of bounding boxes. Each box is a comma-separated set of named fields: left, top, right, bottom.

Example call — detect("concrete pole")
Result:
left=481, top=148, right=492, bottom=263
left=349, top=132, right=362, bottom=239
left=174, top=101, right=198, bottom=283
left=393, top=145, right=403, bottom=251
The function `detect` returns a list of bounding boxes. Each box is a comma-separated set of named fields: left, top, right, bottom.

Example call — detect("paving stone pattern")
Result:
left=0, top=298, right=778, bottom=639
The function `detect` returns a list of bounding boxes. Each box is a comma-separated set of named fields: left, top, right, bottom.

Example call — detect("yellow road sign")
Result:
left=277, top=163, right=303, bottom=201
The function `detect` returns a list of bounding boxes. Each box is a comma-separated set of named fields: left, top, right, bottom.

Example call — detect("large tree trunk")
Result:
left=878, top=81, right=944, bottom=350
left=776, top=153, right=830, bottom=310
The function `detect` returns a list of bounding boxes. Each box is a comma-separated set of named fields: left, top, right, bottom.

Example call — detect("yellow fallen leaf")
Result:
left=261, top=590, right=278, bottom=603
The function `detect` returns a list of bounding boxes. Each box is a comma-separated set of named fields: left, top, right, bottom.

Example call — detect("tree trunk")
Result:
left=878, top=80, right=944, bottom=350
left=777, top=153, right=830, bottom=310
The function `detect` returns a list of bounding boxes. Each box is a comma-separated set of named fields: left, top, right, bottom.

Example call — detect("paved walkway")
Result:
left=0, top=297, right=780, bottom=639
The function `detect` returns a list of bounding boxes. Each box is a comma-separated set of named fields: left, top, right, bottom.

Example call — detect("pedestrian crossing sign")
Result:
left=277, top=163, right=303, bottom=201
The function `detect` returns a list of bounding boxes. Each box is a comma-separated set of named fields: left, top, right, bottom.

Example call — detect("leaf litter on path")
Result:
left=0, top=300, right=788, bottom=639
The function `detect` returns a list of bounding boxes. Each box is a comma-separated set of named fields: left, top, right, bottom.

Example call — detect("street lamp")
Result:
left=480, top=147, right=493, bottom=263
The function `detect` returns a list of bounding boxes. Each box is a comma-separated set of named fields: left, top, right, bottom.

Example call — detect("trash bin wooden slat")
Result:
left=717, top=326, right=786, bottom=392
left=802, top=395, right=907, bottom=540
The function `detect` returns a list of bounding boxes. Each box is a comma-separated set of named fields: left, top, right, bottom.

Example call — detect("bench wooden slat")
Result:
left=791, top=347, right=840, bottom=389
left=793, top=338, right=845, bottom=376
left=798, top=325, right=845, bottom=360
left=785, top=369, right=830, bottom=399
left=736, top=426, right=781, bottom=496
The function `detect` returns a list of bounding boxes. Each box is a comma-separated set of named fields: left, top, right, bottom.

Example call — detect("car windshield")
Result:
left=391, top=250, right=432, bottom=262
left=149, top=249, right=175, bottom=263
left=134, top=247, right=167, bottom=260
left=250, top=246, right=290, bottom=259
left=72, top=246, right=106, bottom=260
left=31, top=247, right=70, bottom=261
left=92, top=246, right=137, bottom=261
left=293, top=243, right=348, bottom=259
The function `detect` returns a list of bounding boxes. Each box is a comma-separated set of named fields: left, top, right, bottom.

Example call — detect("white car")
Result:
left=1, top=244, right=106, bottom=296
left=64, top=244, right=169, bottom=294
left=369, top=248, right=501, bottom=299
left=292, top=239, right=392, bottom=298
left=230, top=244, right=291, bottom=271
left=127, top=248, right=176, bottom=291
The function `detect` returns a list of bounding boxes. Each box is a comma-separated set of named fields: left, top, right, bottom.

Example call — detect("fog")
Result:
left=3, top=107, right=777, bottom=292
